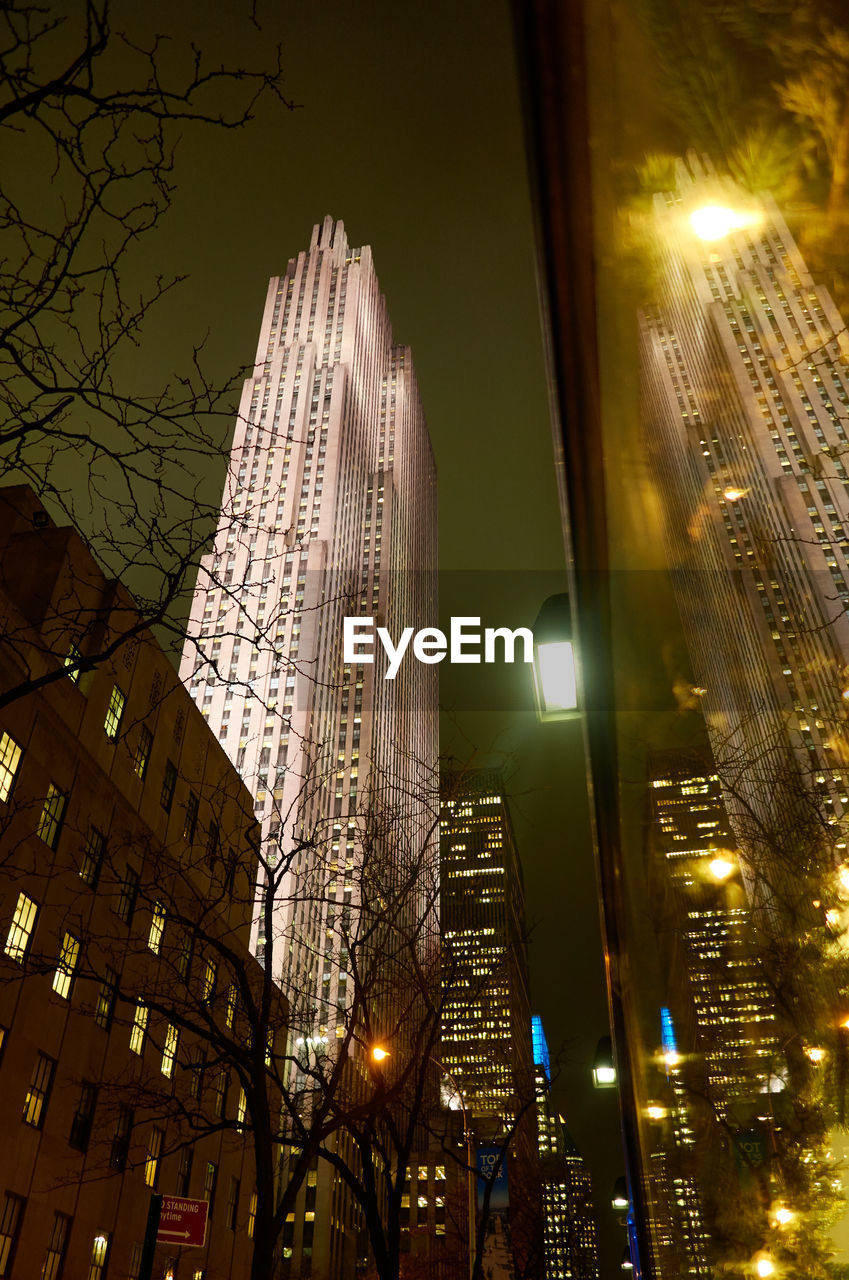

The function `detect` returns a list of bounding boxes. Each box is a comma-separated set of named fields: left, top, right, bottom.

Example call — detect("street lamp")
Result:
left=592, top=1035, right=617, bottom=1088
left=612, top=1177, right=629, bottom=1211
left=621, top=1245, right=634, bottom=1271
left=371, top=1045, right=389, bottom=1063
left=532, top=593, right=579, bottom=720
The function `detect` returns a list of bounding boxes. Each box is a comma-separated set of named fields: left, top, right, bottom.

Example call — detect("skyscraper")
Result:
left=181, top=217, right=438, bottom=1277
left=640, top=154, right=849, bottom=920
left=532, top=1016, right=600, bottom=1280
left=440, top=770, right=539, bottom=1275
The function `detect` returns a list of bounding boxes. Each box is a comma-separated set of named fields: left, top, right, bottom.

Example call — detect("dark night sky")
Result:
left=60, top=1, right=628, bottom=1271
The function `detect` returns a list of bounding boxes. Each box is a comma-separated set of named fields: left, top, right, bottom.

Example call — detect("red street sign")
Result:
left=157, top=1196, right=208, bottom=1249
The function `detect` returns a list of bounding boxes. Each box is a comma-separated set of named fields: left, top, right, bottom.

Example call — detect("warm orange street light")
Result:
left=371, top=1045, right=389, bottom=1063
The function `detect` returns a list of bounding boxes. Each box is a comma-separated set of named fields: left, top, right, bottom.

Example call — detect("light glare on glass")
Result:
left=535, top=640, right=578, bottom=714
left=690, top=205, right=756, bottom=241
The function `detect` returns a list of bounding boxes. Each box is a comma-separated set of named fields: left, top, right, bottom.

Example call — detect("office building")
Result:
left=532, top=1016, right=600, bottom=1280
left=440, top=770, right=539, bottom=1275
left=0, top=485, right=278, bottom=1280
left=640, top=155, right=849, bottom=896
left=180, top=219, right=438, bottom=1277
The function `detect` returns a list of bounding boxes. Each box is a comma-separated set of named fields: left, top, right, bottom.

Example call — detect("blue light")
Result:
left=660, top=1007, right=677, bottom=1056
left=531, top=1015, right=551, bottom=1083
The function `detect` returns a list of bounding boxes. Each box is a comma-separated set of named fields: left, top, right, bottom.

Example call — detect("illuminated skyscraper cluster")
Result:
left=532, top=1016, right=600, bottom=1280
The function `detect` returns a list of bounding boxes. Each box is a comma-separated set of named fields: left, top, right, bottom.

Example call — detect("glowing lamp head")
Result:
left=592, top=1036, right=617, bottom=1089
left=805, top=1045, right=826, bottom=1063
left=647, top=1104, right=666, bottom=1121
left=708, top=855, right=735, bottom=882
left=756, top=1256, right=775, bottom=1278
left=371, top=1046, right=389, bottom=1063
left=774, top=1206, right=793, bottom=1227
left=690, top=205, right=755, bottom=242
left=826, top=907, right=841, bottom=928
left=532, top=594, right=579, bottom=721
left=664, top=1049, right=681, bottom=1071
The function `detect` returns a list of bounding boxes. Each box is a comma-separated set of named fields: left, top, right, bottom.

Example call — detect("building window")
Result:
left=52, top=932, right=80, bottom=1000
left=247, top=1190, right=257, bottom=1239
left=80, top=827, right=106, bottom=887
left=110, top=1105, right=133, bottom=1171
left=176, top=1148, right=193, bottom=1196
left=188, top=1048, right=205, bottom=1101
left=0, top=732, right=23, bottom=802
left=201, top=958, right=216, bottom=1003
left=22, top=1052, right=55, bottom=1127
left=104, top=684, right=126, bottom=739
left=161, top=760, right=177, bottom=812
left=161, top=1025, right=179, bottom=1078
left=87, top=1234, right=110, bottom=1280
left=69, top=1083, right=97, bottom=1152
left=133, top=725, right=153, bottom=779
left=127, top=1244, right=142, bottom=1280
left=183, top=790, right=199, bottom=842
left=116, top=867, right=139, bottom=925
left=176, top=933, right=193, bottom=982
left=0, top=1193, right=25, bottom=1276
left=212, top=1069, right=228, bottom=1119
left=95, top=966, right=119, bottom=1029
left=64, top=642, right=83, bottom=684
left=204, top=1162, right=218, bottom=1215
left=206, top=820, right=220, bottom=865
left=236, top=1088, right=247, bottom=1128
left=144, top=1127, right=164, bottom=1188
left=129, top=1001, right=148, bottom=1055
left=148, top=902, right=166, bottom=954
left=37, top=783, right=67, bottom=849
left=227, top=1177, right=240, bottom=1231
left=4, top=892, right=38, bottom=962
left=42, top=1210, right=72, bottom=1280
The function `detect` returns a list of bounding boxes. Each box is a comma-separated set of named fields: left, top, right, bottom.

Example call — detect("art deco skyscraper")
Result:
left=640, top=156, right=849, bottom=903
left=180, top=218, right=438, bottom=1277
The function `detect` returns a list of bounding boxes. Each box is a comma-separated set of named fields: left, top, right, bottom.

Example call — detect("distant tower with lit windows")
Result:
left=180, top=218, right=438, bottom=1278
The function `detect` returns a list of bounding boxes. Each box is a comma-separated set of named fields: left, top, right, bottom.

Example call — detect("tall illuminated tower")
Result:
left=640, top=155, right=849, bottom=910
left=180, top=218, right=438, bottom=1277
left=532, top=1016, right=600, bottom=1280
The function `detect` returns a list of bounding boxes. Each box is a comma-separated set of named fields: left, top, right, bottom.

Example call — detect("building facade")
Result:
left=440, top=770, right=539, bottom=1276
left=640, top=155, right=849, bottom=909
left=531, top=1017, right=599, bottom=1280
left=0, top=485, right=278, bottom=1280
left=180, top=219, right=439, bottom=1278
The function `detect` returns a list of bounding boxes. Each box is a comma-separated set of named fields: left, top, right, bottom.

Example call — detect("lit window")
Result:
left=37, top=784, right=67, bottom=849
left=133, top=725, right=153, bottom=779
left=204, top=1162, right=217, bottom=1213
left=104, top=685, right=126, bottom=740
left=225, top=985, right=237, bottom=1029
left=52, top=932, right=80, bottom=999
left=0, top=1193, right=26, bottom=1275
left=4, top=892, right=37, bottom=962
left=161, top=1025, right=179, bottom=1078
left=247, top=1190, right=257, bottom=1239
left=0, top=732, right=22, bottom=802
left=64, top=643, right=83, bottom=683
left=22, top=1051, right=55, bottom=1127
left=87, top=1233, right=110, bottom=1280
left=129, top=1002, right=148, bottom=1056
left=236, top=1089, right=247, bottom=1127
left=201, top=959, right=217, bottom=1003
left=148, top=902, right=166, bottom=954
left=144, top=1127, right=163, bottom=1188
left=42, top=1210, right=72, bottom=1280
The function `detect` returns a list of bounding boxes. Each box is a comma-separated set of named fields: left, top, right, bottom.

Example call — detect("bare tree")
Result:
left=0, top=1, right=295, bottom=706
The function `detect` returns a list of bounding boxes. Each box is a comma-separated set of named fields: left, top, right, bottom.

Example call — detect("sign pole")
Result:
left=139, top=1193, right=163, bottom=1280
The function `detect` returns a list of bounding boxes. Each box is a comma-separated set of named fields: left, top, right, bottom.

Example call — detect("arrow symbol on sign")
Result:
left=159, top=1230, right=192, bottom=1240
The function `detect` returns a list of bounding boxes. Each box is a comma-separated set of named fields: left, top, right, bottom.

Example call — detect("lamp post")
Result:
left=370, top=1047, right=476, bottom=1280
left=591, top=1035, right=617, bottom=1088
